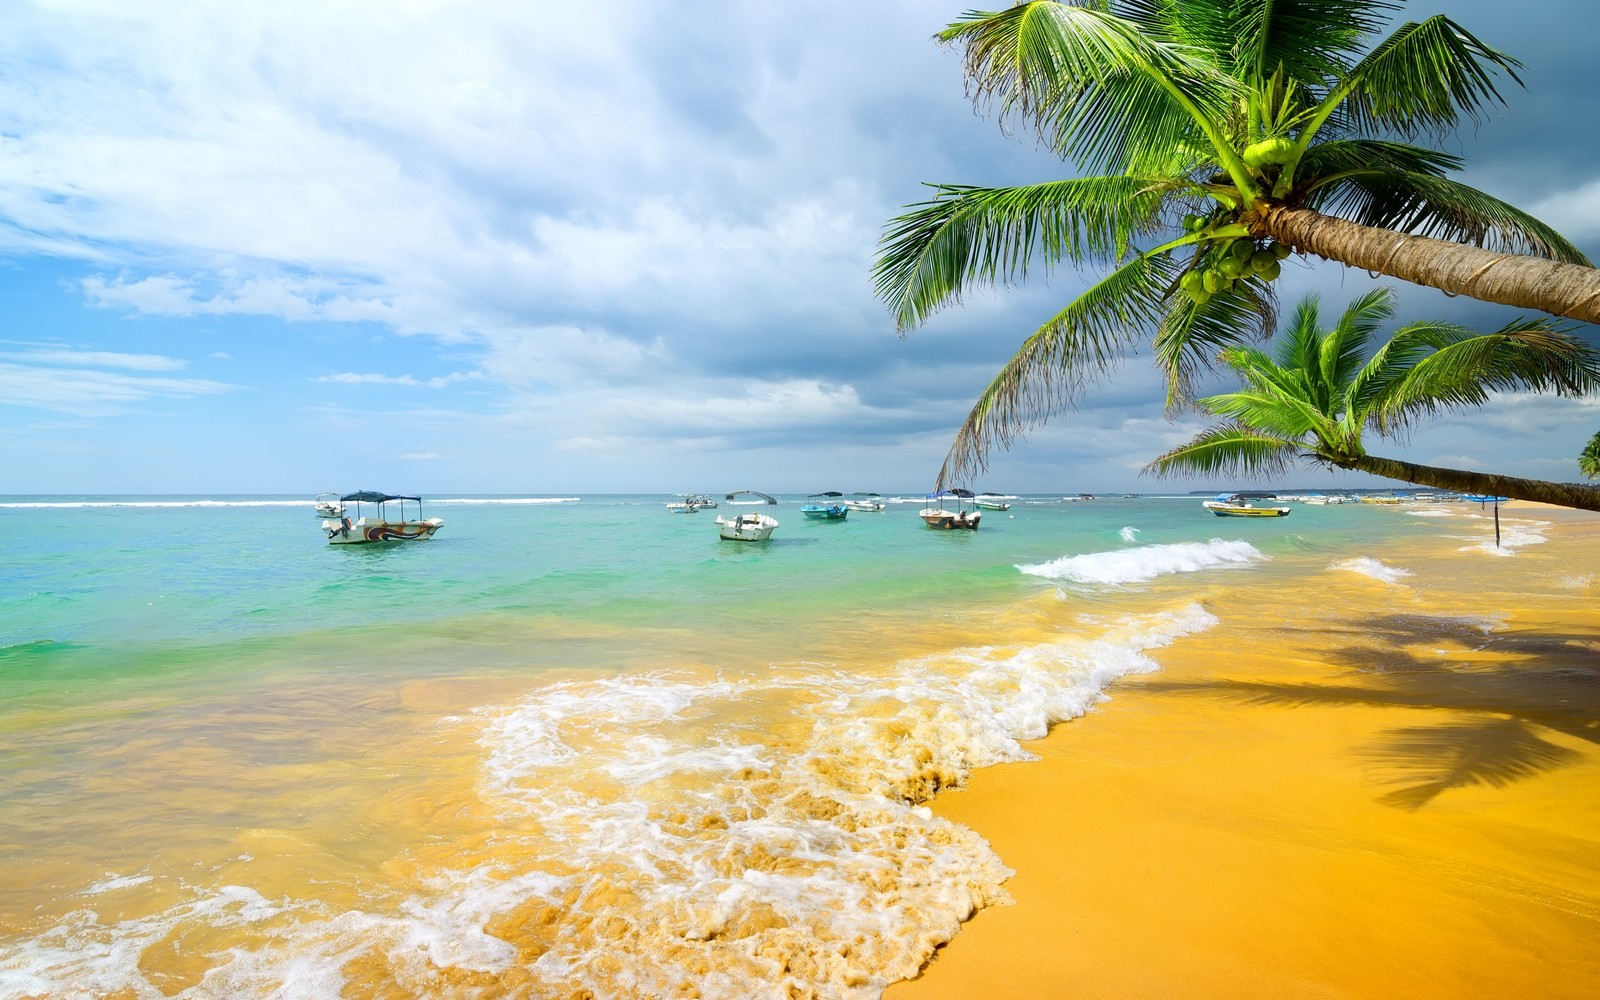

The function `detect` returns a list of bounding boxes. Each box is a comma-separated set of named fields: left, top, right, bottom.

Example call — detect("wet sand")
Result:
left=893, top=502, right=1600, bottom=999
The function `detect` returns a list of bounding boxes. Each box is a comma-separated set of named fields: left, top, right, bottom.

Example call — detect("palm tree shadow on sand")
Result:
left=1139, top=614, right=1599, bottom=810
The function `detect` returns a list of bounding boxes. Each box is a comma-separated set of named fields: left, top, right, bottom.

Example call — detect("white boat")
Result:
left=722, top=489, right=778, bottom=506
left=920, top=489, right=982, bottom=530
left=973, top=492, right=1011, bottom=511
left=716, top=511, right=778, bottom=541
left=321, top=491, right=443, bottom=544
left=842, top=492, right=886, bottom=512
left=666, top=494, right=716, bottom=513
left=313, top=492, right=346, bottom=517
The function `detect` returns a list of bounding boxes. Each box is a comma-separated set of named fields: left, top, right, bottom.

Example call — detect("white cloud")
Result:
left=0, top=361, right=235, bottom=416
left=0, top=348, right=187, bottom=371
left=316, top=371, right=482, bottom=388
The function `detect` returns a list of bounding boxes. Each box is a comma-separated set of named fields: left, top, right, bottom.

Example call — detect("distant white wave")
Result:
left=1016, top=538, right=1265, bottom=585
left=429, top=497, right=579, bottom=504
left=0, top=496, right=579, bottom=509
left=1406, top=510, right=1454, bottom=518
left=1330, top=557, right=1412, bottom=584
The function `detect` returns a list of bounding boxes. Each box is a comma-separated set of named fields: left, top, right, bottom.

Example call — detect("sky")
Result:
left=1, top=0, right=1597, bottom=496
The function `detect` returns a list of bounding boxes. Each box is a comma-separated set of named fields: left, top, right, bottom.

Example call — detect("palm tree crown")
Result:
left=1143, top=289, right=1600, bottom=511
left=1580, top=431, right=1600, bottom=480
left=874, top=1, right=1598, bottom=486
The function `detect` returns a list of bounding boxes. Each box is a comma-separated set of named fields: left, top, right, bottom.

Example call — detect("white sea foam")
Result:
left=79, top=873, right=153, bottom=895
left=1119, top=526, right=1140, bottom=543
left=0, top=605, right=1218, bottom=999
left=429, top=497, right=579, bottom=504
left=1016, top=539, right=1266, bottom=585
left=1330, top=557, right=1412, bottom=584
left=1406, top=509, right=1454, bottom=518
left=1457, top=517, right=1551, bottom=556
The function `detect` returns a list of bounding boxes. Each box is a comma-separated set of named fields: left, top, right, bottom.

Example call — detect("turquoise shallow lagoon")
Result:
left=0, top=492, right=1505, bottom=997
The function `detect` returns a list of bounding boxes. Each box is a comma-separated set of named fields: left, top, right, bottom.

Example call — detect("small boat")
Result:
left=973, top=492, right=1011, bottom=511
left=1463, top=494, right=1510, bottom=504
left=802, top=493, right=848, bottom=520
left=666, top=494, right=716, bottom=513
left=715, top=511, right=778, bottom=541
left=1203, top=493, right=1291, bottom=517
left=1359, top=494, right=1403, bottom=505
left=313, top=492, right=346, bottom=517
left=322, top=491, right=443, bottom=544
left=842, top=492, right=886, bottom=512
left=920, top=489, right=982, bottom=530
left=723, top=490, right=778, bottom=506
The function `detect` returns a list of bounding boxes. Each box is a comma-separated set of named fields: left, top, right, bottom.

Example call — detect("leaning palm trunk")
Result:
left=1331, top=453, right=1600, bottom=512
left=1249, top=204, right=1600, bottom=325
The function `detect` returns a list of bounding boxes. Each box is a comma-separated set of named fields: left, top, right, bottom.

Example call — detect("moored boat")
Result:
left=842, top=492, right=886, bottom=512
left=920, top=489, right=982, bottom=530
left=715, top=511, right=779, bottom=541
left=666, top=494, right=716, bottom=513
left=802, top=492, right=848, bottom=519
left=1203, top=493, right=1291, bottom=517
left=973, top=492, right=1011, bottom=511
left=313, top=492, right=346, bottom=517
left=322, top=491, right=444, bottom=544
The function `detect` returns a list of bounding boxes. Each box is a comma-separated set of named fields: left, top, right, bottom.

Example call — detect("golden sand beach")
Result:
left=894, top=502, right=1600, bottom=999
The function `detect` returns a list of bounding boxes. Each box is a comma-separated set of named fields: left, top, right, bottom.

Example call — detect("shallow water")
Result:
left=0, top=493, right=1537, bottom=997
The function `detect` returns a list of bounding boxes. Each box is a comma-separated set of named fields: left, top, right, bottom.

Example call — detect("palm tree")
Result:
left=1581, top=431, right=1600, bottom=480
left=1142, top=289, right=1600, bottom=512
left=873, top=1, right=1598, bottom=486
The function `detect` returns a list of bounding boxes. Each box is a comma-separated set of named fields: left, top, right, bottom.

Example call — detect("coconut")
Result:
left=1250, top=250, right=1277, bottom=273
left=1257, top=259, right=1282, bottom=281
left=1230, top=239, right=1256, bottom=261
left=1242, top=137, right=1296, bottom=168
left=1202, top=270, right=1226, bottom=294
left=1182, top=213, right=1205, bottom=232
left=1271, top=242, right=1292, bottom=260
left=1179, top=271, right=1204, bottom=294
left=1218, top=256, right=1247, bottom=279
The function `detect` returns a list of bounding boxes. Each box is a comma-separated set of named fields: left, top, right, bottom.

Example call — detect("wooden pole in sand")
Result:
left=1494, top=499, right=1501, bottom=548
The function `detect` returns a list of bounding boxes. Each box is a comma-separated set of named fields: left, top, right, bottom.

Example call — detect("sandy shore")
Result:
left=892, top=502, right=1600, bottom=999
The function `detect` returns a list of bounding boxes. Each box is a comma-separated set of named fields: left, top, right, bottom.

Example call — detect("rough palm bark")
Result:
left=1249, top=204, right=1600, bottom=325
left=1333, top=453, right=1600, bottom=511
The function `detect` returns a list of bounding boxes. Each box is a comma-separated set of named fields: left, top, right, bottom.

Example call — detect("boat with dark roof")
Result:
left=321, top=491, right=444, bottom=544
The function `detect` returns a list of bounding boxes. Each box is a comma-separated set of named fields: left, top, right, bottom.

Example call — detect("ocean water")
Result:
left=0, top=493, right=1537, bottom=998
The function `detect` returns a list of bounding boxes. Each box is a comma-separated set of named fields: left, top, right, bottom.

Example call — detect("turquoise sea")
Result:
left=0, top=492, right=1539, bottom=997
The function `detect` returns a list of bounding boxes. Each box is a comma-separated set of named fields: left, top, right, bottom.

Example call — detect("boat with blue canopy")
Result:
left=322, top=491, right=444, bottom=544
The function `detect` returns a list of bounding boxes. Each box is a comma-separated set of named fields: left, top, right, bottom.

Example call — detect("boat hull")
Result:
left=800, top=505, right=848, bottom=520
left=715, top=513, right=778, bottom=541
left=1202, top=502, right=1290, bottom=518
left=322, top=517, right=444, bottom=543
left=919, top=508, right=981, bottom=530
left=972, top=499, right=1010, bottom=510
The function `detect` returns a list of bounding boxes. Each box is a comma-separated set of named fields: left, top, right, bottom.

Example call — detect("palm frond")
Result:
left=1198, top=385, right=1332, bottom=441
left=1151, top=274, right=1277, bottom=410
left=938, top=3, right=1243, bottom=177
left=1335, top=15, right=1523, bottom=138
left=1222, top=0, right=1397, bottom=84
left=1320, top=288, right=1395, bottom=398
left=1142, top=423, right=1303, bottom=479
left=1298, top=138, right=1463, bottom=178
left=1368, top=321, right=1600, bottom=433
left=937, top=252, right=1178, bottom=487
left=873, top=177, right=1172, bottom=331
left=1307, top=171, right=1590, bottom=264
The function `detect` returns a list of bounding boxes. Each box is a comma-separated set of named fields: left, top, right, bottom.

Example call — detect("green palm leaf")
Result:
left=873, top=177, right=1173, bottom=330
left=1143, top=423, right=1303, bottom=479
left=1335, top=14, right=1522, bottom=137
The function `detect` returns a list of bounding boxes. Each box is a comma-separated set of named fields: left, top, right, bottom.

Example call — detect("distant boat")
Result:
left=723, top=490, right=778, bottom=506
left=920, top=489, right=982, bottom=530
left=1359, top=495, right=1403, bottom=505
left=666, top=493, right=716, bottom=513
left=715, top=511, right=778, bottom=541
left=973, top=492, right=1012, bottom=511
left=322, top=491, right=443, bottom=544
left=1203, top=493, right=1291, bottom=518
left=842, top=492, right=886, bottom=512
left=312, top=492, right=345, bottom=518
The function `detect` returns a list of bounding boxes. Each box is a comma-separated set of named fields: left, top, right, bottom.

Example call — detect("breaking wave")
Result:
left=1016, top=539, right=1266, bottom=586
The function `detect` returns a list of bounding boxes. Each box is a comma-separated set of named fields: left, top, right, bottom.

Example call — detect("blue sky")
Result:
left=2, top=0, right=1597, bottom=495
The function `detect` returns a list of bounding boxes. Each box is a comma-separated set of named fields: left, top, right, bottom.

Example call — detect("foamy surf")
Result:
left=0, top=605, right=1217, bottom=999
left=1330, top=557, right=1412, bottom=584
left=1016, top=539, right=1266, bottom=586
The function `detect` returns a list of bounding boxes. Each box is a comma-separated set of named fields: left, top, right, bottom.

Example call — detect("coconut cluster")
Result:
left=1177, top=213, right=1290, bottom=306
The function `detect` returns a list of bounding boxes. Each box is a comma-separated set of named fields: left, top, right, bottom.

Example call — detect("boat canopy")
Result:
left=1229, top=491, right=1277, bottom=500
left=926, top=488, right=975, bottom=499
left=341, top=491, right=421, bottom=504
left=725, top=490, right=777, bottom=504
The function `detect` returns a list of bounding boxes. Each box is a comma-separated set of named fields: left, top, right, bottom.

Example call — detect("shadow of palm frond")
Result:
left=1357, top=718, right=1584, bottom=811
